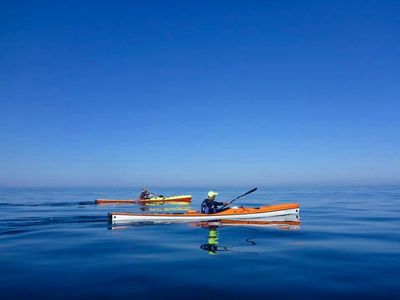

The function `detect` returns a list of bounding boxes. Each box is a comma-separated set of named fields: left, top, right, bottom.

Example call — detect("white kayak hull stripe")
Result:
left=110, top=208, right=300, bottom=224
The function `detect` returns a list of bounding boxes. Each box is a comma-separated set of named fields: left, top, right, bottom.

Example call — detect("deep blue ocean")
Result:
left=0, top=187, right=399, bottom=299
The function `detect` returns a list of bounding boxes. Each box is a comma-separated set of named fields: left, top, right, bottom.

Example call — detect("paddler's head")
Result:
left=207, top=191, right=218, bottom=201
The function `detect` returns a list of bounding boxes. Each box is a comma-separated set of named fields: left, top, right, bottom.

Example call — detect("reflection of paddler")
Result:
left=200, top=227, right=228, bottom=255
left=208, top=227, right=218, bottom=250
left=199, top=224, right=258, bottom=255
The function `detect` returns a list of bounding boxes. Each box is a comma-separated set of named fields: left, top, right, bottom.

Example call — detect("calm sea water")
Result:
left=0, top=187, right=399, bottom=299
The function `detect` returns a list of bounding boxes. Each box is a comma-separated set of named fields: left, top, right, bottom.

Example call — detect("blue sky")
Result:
left=1, top=0, right=399, bottom=187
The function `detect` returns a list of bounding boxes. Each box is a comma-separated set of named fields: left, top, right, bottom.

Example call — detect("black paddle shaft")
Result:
left=221, top=187, right=258, bottom=209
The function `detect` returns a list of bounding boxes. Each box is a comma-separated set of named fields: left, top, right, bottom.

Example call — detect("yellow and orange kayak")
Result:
left=96, top=195, right=192, bottom=205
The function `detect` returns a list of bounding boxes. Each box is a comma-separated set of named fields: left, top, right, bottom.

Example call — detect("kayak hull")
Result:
left=96, top=195, right=192, bottom=205
left=109, top=203, right=300, bottom=224
left=110, top=217, right=301, bottom=230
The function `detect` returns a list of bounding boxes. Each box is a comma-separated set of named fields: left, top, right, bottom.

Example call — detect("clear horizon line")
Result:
left=1, top=183, right=399, bottom=189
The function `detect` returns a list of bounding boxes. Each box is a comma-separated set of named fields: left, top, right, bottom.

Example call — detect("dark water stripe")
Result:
left=0, top=215, right=107, bottom=228
left=1, top=229, right=34, bottom=236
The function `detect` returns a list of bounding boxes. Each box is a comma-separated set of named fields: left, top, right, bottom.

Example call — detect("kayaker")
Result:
left=139, top=188, right=153, bottom=200
left=201, top=191, right=229, bottom=214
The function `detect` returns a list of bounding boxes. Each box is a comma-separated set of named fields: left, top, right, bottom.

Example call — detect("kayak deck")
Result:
left=109, top=203, right=300, bottom=224
left=96, top=195, right=192, bottom=205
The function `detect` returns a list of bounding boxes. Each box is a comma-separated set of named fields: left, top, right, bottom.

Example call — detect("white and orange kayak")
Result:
left=109, top=203, right=300, bottom=224
left=96, top=195, right=192, bottom=205
left=110, top=217, right=301, bottom=230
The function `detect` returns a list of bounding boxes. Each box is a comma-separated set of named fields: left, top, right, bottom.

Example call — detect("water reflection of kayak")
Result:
left=198, top=219, right=301, bottom=230
left=220, top=220, right=300, bottom=230
left=109, top=203, right=300, bottom=224
left=139, top=205, right=191, bottom=212
left=95, top=195, right=192, bottom=205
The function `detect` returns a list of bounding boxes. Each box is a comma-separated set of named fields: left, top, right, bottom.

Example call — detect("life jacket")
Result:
left=201, top=200, right=210, bottom=214
left=201, top=199, right=220, bottom=214
left=139, top=191, right=150, bottom=200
